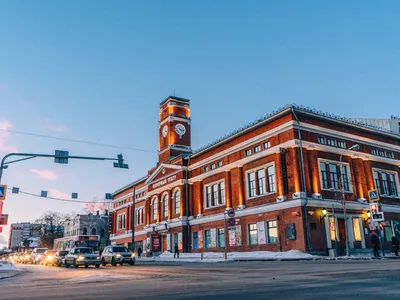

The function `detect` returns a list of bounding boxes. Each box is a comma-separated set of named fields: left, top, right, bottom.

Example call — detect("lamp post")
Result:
left=339, top=144, right=360, bottom=257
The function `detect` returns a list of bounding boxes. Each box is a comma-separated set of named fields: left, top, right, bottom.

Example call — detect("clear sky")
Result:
left=1, top=0, right=399, bottom=247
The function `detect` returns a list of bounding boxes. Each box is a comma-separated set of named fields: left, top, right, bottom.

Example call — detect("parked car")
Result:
left=54, top=250, right=69, bottom=267
left=64, top=247, right=101, bottom=268
left=42, top=250, right=57, bottom=266
left=32, top=248, right=48, bottom=264
left=101, top=246, right=135, bottom=266
left=22, top=251, right=33, bottom=264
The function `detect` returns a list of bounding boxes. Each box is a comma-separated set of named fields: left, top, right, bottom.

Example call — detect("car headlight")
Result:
left=77, top=256, right=85, bottom=261
left=116, top=254, right=121, bottom=258
left=131, top=253, right=135, bottom=258
left=96, top=256, right=101, bottom=260
left=37, top=255, right=42, bottom=259
left=47, top=256, right=53, bottom=261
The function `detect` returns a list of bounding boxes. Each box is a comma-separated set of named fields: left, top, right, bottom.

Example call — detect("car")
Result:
left=42, top=250, right=57, bottom=266
left=32, top=248, right=48, bottom=264
left=64, top=247, right=101, bottom=268
left=54, top=250, right=69, bottom=267
left=101, top=246, right=135, bottom=267
left=22, top=251, right=33, bottom=264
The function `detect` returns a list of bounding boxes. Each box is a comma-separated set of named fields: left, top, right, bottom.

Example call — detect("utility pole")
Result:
left=131, top=184, right=136, bottom=253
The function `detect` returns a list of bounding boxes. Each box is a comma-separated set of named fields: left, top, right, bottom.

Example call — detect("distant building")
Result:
left=63, top=212, right=109, bottom=248
left=8, top=223, right=42, bottom=250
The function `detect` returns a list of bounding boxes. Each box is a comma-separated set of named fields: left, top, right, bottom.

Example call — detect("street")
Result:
left=1, top=260, right=400, bottom=300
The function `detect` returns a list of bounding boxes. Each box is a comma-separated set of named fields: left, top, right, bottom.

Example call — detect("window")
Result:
left=352, top=218, right=362, bottom=241
left=247, top=165, right=276, bottom=198
left=379, top=150, right=385, bottom=157
left=254, top=145, right=261, bottom=153
left=162, top=194, right=168, bottom=218
left=135, top=208, right=144, bottom=225
left=91, top=228, right=96, bottom=235
left=263, top=141, right=271, bottom=149
left=152, top=198, right=158, bottom=221
left=193, top=232, right=198, bottom=250
left=338, top=141, right=346, bottom=149
left=205, top=230, right=211, bottom=248
left=267, top=221, right=278, bottom=244
left=318, top=137, right=326, bottom=144
left=217, top=161, right=223, bottom=167
left=319, top=161, right=351, bottom=192
left=82, top=228, right=87, bottom=235
left=218, top=229, right=225, bottom=247
left=117, top=214, right=126, bottom=230
left=384, top=222, right=393, bottom=242
left=205, top=181, right=226, bottom=208
left=204, top=166, right=209, bottom=172
left=386, top=152, right=394, bottom=159
left=248, top=224, right=258, bottom=245
left=327, top=139, right=337, bottom=147
left=245, top=149, right=252, bottom=157
left=210, top=164, right=216, bottom=170
left=174, top=189, right=181, bottom=215
left=373, top=170, right=398, bottom=197
left=371, top=149, right=378, bottom=155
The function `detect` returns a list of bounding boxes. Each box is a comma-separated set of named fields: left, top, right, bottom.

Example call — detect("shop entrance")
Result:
left=338, top=218, right=347, bottom=254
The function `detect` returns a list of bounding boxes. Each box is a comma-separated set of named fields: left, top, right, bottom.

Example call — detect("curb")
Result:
left=0, top=271, right=22, bottom=281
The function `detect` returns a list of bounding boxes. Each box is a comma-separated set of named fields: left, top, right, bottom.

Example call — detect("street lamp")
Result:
left=339, top=144, right=360, bottom=257
left=320, top=208, right=327, bottom=221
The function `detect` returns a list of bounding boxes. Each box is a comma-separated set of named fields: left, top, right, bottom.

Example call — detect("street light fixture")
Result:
left=339, top=144, right=360, bottom=257
left=320, top=208, right=327, bottom=221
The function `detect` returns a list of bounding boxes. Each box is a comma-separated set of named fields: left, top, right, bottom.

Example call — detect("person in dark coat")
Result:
left=392, top=235, right=399, bottom=256
left=371, top=231, right=380, bottom=257
left=137, top=247, right=142, bottom=258
left=174, top=243, right=179, bottom=258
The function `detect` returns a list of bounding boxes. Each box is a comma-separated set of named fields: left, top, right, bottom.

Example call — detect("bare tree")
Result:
left=35, top=211, right=73, bottom=248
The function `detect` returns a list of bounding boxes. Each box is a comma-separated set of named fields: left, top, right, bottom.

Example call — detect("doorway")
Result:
left=337, top=218, right=346, bottom=254
left=163, top=235, right=167, bottom=252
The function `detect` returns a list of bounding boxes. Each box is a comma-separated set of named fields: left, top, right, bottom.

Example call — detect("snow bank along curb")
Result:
left=0, top=260, right=22, bottom=280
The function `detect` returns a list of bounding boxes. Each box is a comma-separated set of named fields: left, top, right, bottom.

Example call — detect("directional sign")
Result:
left=55, top=150, right=69, bottom=164
left=368, top=189, right=380, bottom=202
left=228, top=218, right=236, bottom=226
left=0, top=185, right=7, bottom=201
left=372, top=212, right=385, bottom=222
left=227, top=208, right=235, bottom=218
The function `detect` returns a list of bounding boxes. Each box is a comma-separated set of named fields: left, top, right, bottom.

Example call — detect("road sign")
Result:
left=368, top=189, right=380, bottom=202
left=55, top=150, right=69, bottom=164
left=372, top=212, right=385, bottom=222
left=0, top=214, right=8, bottom=226
left=228, top=218, right=235, bottom=226
left=0, top=184, right=7, bottom=201
left=41, top=190, right=48, bottom=197
left=12, top=187, right=19, bottom=194
left=227, top=208, right=235, bottom=218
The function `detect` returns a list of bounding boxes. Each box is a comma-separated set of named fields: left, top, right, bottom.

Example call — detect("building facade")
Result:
left=110, top=97, right=400, bottom=255
left=8, top=223, right=42, bottom=250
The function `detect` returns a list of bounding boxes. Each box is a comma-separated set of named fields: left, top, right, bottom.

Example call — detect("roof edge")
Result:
left=112, top=175, right=148, bottom=196
left=160, top=96, right=190, bottom=106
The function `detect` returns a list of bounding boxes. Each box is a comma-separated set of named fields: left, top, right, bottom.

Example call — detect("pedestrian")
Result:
left=137, top=247, right=142, bottom=258
left=371, top=230, right=380, bottom=258
left=392, top=235, right=399, bottom=256
left=174, top=243, right=179, bottom=258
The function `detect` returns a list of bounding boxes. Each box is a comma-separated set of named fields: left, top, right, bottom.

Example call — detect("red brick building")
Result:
left=110, top=96, right=400, bottom=255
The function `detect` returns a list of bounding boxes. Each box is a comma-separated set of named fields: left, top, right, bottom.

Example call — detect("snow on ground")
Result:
left=0, top=260, right=17, bottom=271
left=138, top=250, right=315, bottom=263
left=66, top=273, right=143, bottom=283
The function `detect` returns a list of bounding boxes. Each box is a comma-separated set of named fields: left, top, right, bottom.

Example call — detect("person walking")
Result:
left=371, top=231, right=380, bottom=258
left=392, top=235, right=399, bottom=256
left=137, top=247, right=142, bottom=258
left=174, top=243, right=179, bottom=258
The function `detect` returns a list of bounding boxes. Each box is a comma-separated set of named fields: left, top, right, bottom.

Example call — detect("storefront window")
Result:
left=267, top=221, right=278, bottom=244
left=329, top=217, right=336, bottom=241
left=193, top=232, right=198, bottom=250
left=205, top=230, right=211, bottom=248
left=218, top=229, right=225, bottom=247
left=352, top=218, right=362, bottom=241
left=248, top=224, right=258, bottom=245
left=384, top=221, right=393, bottom=242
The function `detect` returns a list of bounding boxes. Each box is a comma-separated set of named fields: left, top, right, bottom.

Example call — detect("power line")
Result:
left=6, top=187, right=111, bottom=204
left=0, top=128, right=156, bottom=154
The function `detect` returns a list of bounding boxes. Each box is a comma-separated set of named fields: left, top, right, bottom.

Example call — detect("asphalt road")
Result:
left=1, top=260, right=400, bottom=300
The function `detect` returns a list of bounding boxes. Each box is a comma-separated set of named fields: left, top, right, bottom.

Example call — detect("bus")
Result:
left=54, top=235, right=100, bottom=252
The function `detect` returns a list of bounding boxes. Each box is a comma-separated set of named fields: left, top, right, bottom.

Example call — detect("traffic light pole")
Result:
left=0, top=152, right=127, bottom=184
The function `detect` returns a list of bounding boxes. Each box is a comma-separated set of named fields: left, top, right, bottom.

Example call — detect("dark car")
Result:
left=55, top=250, right=69, bottom=267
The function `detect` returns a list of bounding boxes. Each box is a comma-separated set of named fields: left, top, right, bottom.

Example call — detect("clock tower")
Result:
left=158, top=96, right=192, bottom=163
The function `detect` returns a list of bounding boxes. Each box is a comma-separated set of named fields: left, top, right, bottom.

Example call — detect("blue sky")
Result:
left=0, top=0, right=399, bottom=246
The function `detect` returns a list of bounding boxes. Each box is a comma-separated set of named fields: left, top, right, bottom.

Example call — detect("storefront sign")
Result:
left=152, top=175, right=177, bottom=189
left=151, top=234, right=162, bottom=252
left=198, top=230, right=204, bottom=249
left=228, top=227, right=236, bottom=247
left=257, top=221, right=266, bottom=245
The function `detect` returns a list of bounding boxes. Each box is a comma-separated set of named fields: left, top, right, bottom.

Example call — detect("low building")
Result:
left=110, top=96, right=400, bottom=256
left=8, top=223, right=42, bottom=250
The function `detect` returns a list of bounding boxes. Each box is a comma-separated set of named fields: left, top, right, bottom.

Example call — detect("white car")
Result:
left=64, top=247, right=101, bottom=268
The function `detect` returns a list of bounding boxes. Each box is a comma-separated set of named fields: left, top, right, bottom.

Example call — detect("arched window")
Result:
left=91, top=228, right=97, bottom=235
left=100, top=229, right=105, bottom=238
left=152, top=198, right=158, bottom=221
left=82, top=228, right=87, bottom=235
left=162, top=194, right=168, bottom=218
left=174, top=189, right=181, bottom=215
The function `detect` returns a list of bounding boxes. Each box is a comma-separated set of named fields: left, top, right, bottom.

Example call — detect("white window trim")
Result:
left=173, top=187, right=181, bottom=215
left=161, top=192, right=169, bottom=218
left=117, top=213, right=127, bottom=230
left=204, top=179, right=226, bottom=210
left=317, top=158, right=354, bottom=193
left=151, top=197, right=158, bottom=220
left=245, top=162, right=276, bottom=200
left=134, top=207, right=145, bottom=226
left=372, top=168, right=400, bottom=198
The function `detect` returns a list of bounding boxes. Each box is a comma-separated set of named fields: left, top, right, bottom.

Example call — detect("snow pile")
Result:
left=138, top=250, right=314, bottom=263
left=0, top=260, right=17, bottom=271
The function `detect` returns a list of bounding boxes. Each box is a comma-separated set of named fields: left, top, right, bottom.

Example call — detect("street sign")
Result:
left=71, top=193, right=78, bottom=199
left=41, top=191, right=48, bottom=197
left=228, top=218, right=235, bottom=226
left=0, top=214, right=8, bottom=226
left=55, top=150, right=69, bottom=164
left=0, top=184, right=7, bottom=200
left=372, top=212, right=385, bottom=222
left=368, top=189, right=380, bottom=202
left=227, top=208, right=235, bottom=218
left=12, top=187, right=19, bottom=194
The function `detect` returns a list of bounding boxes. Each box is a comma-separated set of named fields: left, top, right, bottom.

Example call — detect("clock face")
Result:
left=162, top=125, right=168, bottom=138
left=175, top=124, right=186, bottom=136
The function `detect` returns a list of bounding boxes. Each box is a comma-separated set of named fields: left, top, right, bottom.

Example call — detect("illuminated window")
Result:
left=174, top=189, right=181, bottom=215
left=162, top=194, right=168, bottom=218
left=352, top=218, right=362, bottom=241
left=247, top=165, right=276, bottom=198
left=329, top=217, right=336, bottom=241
